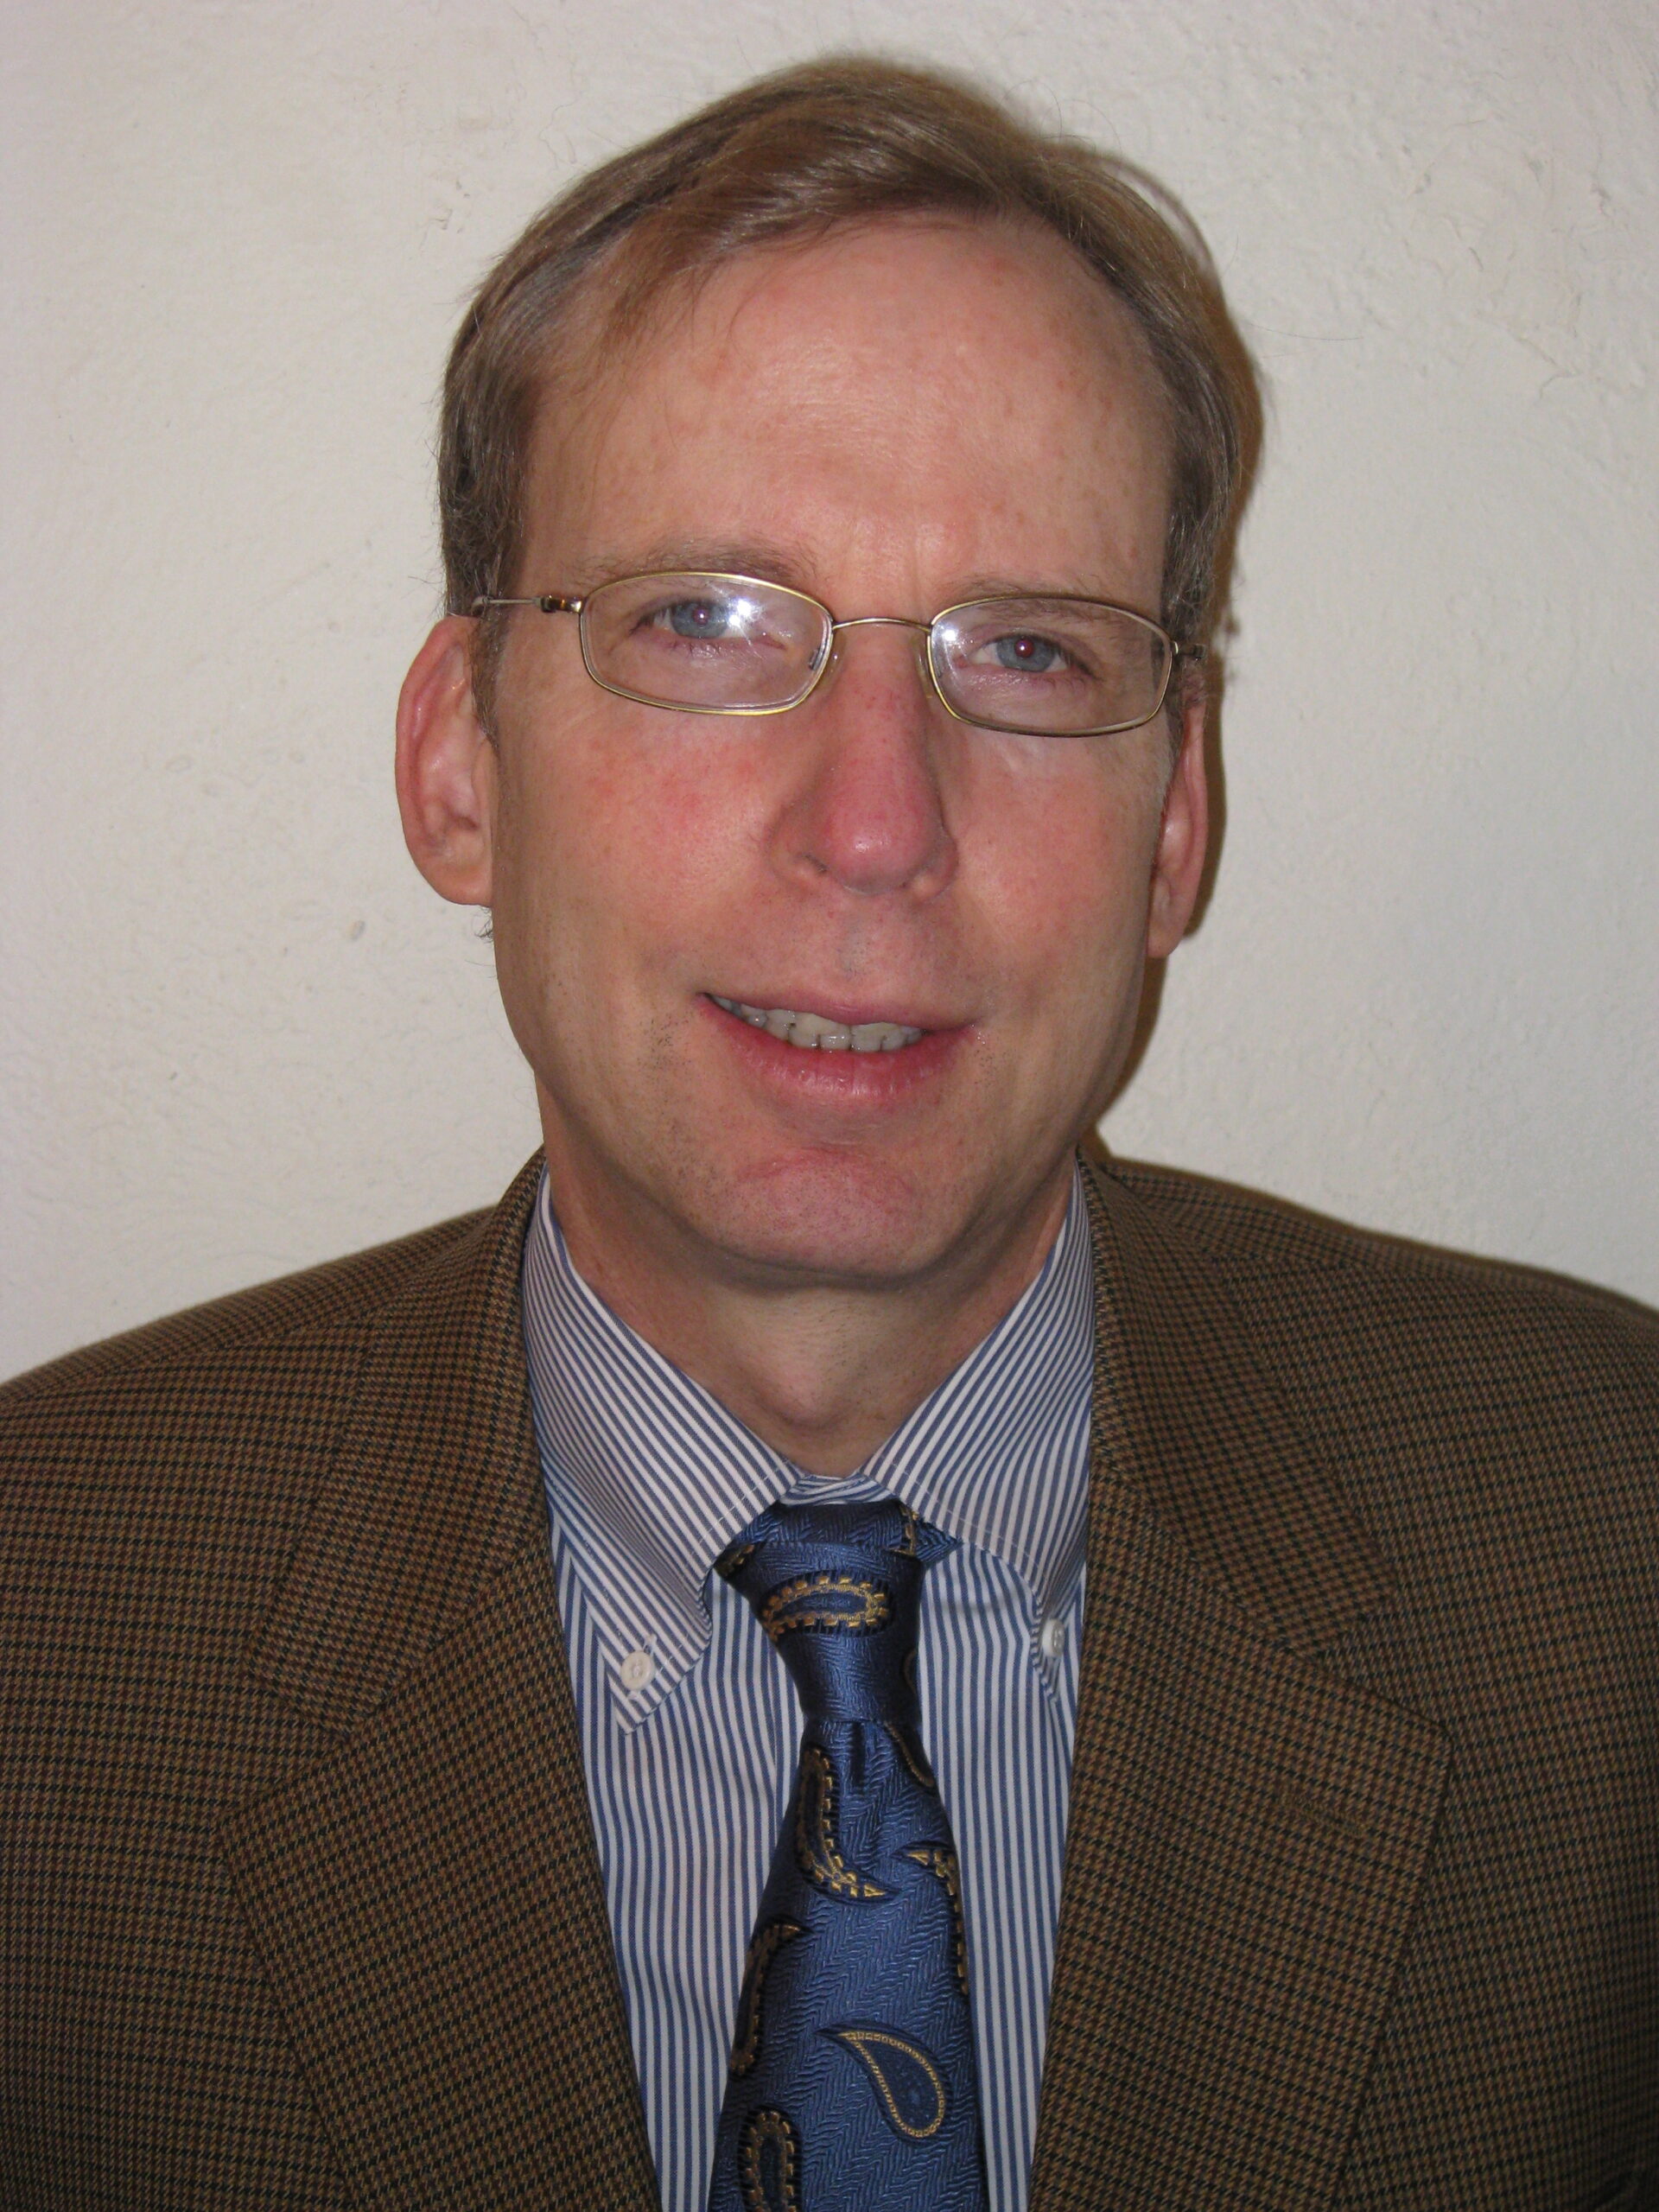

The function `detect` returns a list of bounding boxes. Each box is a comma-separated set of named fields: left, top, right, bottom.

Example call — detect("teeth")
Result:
left=788, top=1013, right=843, bottom=1049
left=712, top=995, right=923, bottom=1054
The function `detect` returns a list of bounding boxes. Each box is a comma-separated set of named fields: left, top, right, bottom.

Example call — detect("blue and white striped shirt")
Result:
left=519, top=1166, right=1094, bottom=2212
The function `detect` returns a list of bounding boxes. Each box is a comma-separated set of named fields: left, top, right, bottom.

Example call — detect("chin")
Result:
left=682, top=1148, right=975, bottom=1289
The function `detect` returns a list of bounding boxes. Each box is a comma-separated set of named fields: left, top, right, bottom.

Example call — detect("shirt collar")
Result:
left=519, top=1164, right=1094, bottom=1729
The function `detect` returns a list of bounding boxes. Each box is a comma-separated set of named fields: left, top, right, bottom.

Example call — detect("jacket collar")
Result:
left=243, top=1153, right=547, bottom=1736
left=247, top=1147, right=1391, bottom=1740
left=1077, top=1154, right=1394, bottom=1656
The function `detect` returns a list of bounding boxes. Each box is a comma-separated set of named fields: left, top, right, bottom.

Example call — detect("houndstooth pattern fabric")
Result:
left=3, top=1151, right=1656, bottom=2209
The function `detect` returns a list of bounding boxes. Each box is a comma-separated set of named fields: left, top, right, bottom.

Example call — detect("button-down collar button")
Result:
left=620, top=1648, right=655, bottom=1693
left=1039, top=1616, right=1066, bottom=1661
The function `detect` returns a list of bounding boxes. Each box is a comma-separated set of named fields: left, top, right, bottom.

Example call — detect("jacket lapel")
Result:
left=219, top=1158, right=659, bottom=2210
left=1030, top=1164, right=1450, bottom=2211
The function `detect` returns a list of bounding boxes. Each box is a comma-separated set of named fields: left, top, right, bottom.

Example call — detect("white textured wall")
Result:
left=4, top=0, right=1656, bottom=1377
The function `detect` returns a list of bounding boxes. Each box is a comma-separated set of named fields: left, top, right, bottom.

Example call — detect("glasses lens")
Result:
left=932, top=598, right=1172, bottom=735
left=581, top=573, right=830, bottom=712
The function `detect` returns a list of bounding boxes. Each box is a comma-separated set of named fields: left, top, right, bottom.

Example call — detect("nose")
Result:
left=772, top=622, right=958, bottom=901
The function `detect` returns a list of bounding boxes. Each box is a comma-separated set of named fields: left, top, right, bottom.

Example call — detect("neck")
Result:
left=537, top=1108, right=1073, bottom=1477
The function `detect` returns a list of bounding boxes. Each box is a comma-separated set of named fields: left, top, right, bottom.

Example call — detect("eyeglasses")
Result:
left=474, top=570, right=1201, bottom=739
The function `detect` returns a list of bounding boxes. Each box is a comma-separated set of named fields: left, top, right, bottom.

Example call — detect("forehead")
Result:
left=525, top=216, right=1173, bottom=596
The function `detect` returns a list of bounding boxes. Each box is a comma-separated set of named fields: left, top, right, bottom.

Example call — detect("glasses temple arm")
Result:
left=469, top=594, right=584, bottom=615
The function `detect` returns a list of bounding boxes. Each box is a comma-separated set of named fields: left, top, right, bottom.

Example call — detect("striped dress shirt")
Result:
left=518, top=1166, right=1094, bottom=2212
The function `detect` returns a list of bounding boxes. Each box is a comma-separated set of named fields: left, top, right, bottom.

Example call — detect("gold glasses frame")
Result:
left=473, top=569, right=1203, bottom=739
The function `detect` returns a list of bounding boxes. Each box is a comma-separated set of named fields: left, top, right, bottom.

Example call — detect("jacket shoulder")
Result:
left=0, top=1205, right=495, bottom=1409
left=1093, top=1152, right=1659, bottom=1430
left=1104, top=1152, right=1656, bottom=1311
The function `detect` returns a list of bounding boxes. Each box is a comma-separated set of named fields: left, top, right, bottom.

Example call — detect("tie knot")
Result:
left=716, top=1499, right=951, bottom=1724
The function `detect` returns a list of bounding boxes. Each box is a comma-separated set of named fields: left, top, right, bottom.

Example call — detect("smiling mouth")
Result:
left=709, top=995, right=925, bottom=1054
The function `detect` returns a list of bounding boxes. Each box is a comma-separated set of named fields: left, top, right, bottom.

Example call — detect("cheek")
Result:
left=491, top=717, right=772, bottom=986
left=968, top=748, right=1164, bottom=1003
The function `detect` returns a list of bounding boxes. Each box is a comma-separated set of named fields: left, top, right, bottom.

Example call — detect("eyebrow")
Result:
left=950, top=574, right=1135, bottom=605
left=565, top=542, right=1138, bottom=614
left=568, top=538, right=822, bottom=595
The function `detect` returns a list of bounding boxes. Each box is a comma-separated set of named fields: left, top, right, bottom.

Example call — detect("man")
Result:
left=3, top=55, right=1655, bottom=2212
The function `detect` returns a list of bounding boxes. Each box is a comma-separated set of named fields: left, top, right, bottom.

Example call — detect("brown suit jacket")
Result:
left=3, top=1154, right=1656, bottom=2209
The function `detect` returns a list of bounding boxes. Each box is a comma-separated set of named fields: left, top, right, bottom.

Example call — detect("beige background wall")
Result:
left=4, top=0, right=1656, bottom=1378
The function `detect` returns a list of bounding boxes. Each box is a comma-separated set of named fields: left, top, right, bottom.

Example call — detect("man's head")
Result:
left=397, top=60, right=1259, bottom=1364
left=438, top=58, right=1257, bottom=722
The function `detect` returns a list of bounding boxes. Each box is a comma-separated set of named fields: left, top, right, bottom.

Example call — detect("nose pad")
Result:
left=813, top=621, right=939, bottom=709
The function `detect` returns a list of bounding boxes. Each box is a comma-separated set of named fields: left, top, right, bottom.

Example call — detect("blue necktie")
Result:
left=706, top=1498, right=989, bottom=2212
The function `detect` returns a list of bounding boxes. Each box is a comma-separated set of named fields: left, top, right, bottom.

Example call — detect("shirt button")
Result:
left=620, top=1649, right=655, bottom=1693
left=1040, top=1617, right=1066, bottom=1661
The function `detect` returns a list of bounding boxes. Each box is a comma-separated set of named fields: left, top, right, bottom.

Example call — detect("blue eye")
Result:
left=664, top=597, right=734, bottom=639
left=992, top=632, right=1065, bottom=672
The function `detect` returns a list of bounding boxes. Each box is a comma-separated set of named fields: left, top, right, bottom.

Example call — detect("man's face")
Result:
left=474, top=218, right=1203, bottom=1296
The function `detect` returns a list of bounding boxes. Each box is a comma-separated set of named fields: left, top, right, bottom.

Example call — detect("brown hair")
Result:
left=440, top=56, right=1260, bottom=700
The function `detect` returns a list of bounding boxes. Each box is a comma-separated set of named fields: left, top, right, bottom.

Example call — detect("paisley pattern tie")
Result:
left=706, top=1498, right=989, bottom=2212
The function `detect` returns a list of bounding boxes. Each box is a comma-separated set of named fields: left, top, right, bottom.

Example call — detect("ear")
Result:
left=395, top=617, right=497, bottom=906
left=1145, top=690, right=1210, bottom=960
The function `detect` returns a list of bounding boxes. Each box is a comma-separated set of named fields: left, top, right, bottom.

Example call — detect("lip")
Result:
left=697, top=991, right=969, bottom=1099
